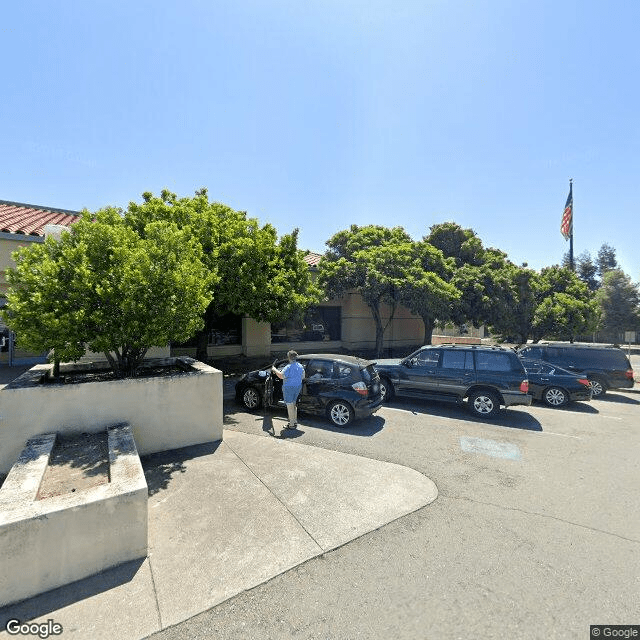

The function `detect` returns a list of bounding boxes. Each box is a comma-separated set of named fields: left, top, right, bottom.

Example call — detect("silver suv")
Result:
left=374, top=344, right=531, bottom=418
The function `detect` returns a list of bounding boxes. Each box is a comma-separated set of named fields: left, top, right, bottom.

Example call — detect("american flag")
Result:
left=560, top=182, right=573, bottom=240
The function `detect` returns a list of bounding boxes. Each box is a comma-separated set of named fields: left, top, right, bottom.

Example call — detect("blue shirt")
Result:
left=282, top=361, right=305, bottom=388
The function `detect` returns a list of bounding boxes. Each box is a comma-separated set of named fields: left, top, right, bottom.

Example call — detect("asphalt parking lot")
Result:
left=153, top=380, right=640, bottom=640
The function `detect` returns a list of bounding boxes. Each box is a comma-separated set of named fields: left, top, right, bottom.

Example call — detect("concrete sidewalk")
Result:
left=0, top=430, right=437, bottom=640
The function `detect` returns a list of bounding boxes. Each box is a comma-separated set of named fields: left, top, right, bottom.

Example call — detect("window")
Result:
left=272, top=306, right=341, bottom=343
left=521, top=346, right=543, bottom=359
left=306, top=359, right=333, bottom=379
left=475, top=352, right=513, bottom=372
left=208, top=313, right=242, bottom=345
left=334, top=363, right=354, bottom=379
left=415, top=349, right=440, bottom=366
left=171, top=312, right=242, bottom=347
left=546, top=348, right=564, bottom=361
left=441, top=350, right=474, bottom=370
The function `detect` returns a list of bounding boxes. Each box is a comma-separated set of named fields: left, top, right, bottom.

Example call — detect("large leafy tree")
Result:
left=318, top=225, right=416, bottom=357
left=3, top=209, right=213, bottom=374
left=488, top=264, right=540, bottom=344
left=489, top=264, right=600, bottom=343
left=426, top=223, right=514, bottom=333
left=398, top=241, right=460, bottom=345
left=125, top=189, right=320, bottom=359
left=531, top=266, right=600, bottom=342
left=595, top=269, right=640, bottom=340
left=532, top=294, right=601, bottom=342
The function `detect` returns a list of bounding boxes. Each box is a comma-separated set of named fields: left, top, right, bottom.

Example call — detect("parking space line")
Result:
left=536, top=431, right=581, bottom=439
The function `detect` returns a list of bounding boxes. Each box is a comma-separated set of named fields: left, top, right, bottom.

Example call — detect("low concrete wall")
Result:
left=431, top=335, right=482, bottom=345
left=0, top=425, right=148, bottom=607
left=0, top=357, right=223, bottom=475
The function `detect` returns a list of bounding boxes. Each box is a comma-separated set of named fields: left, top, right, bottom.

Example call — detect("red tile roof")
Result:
left=0, top=204, right=327, bottom=273
left=0, top=200, right=80, bottom=237
left=303, top=251, right=323, bottom=268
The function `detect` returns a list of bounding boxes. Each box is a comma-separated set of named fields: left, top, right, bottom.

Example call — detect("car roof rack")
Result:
left=432, top=343, right=507, bottom=350
left=532, top=342, right=620, bottom=349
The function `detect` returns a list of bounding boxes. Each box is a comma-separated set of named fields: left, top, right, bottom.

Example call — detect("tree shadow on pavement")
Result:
left=141, top=441, right=221, bottom=496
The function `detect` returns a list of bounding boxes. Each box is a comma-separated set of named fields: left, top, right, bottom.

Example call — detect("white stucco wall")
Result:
left=0, top=425, right=148, bottom=607
left=0, top=357, right=223, bottom=475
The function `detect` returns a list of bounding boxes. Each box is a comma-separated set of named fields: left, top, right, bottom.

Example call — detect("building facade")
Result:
left=1, top=202, right=480, bottom=364
left=0, top=201, right=80, bottom=364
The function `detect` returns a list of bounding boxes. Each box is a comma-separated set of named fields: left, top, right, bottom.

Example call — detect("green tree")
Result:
left=596, top=243, right=619, bottom=278
left=595, top=269, right=640, bottom=339
left=488, top=264, right=540, bottom=344
left=575, top=251, right=599, bottom=291
left=426, top=223, right=514, bottom=335
left=3, top=209, right=213, bottom=375
left=426, top=222, right=485, bottom=268
left=532, top=293, right=600, bottom=342
left=126, top=189, right=320, bottom=360
left=397, top=241, right=460, bottom=345
left=531, top=266, right=600, bottom=342
left=318, top=225, right=416, bottom=357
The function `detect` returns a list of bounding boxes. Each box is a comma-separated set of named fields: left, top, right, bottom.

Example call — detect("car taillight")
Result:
left=520, top=380, right=529, bottom=393
left=626, top=369, right=634, bottom=380
left=578, top=378, right=590, bottom=387
left=352, top=381, right=369, bottom=396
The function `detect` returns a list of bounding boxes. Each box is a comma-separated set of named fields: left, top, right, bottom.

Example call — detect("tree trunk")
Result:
left=421, top=316, right=435, bottom=345
left=103, top=350, right=118, bottom=373
left=369, top=302, right=385, bottom=358
left=196, top=302, right=217, bottom=362
left=195, top=327, right=209, bottom=363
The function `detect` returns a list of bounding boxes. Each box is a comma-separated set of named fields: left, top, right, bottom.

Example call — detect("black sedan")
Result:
left=520, top=359, right=592, bottom=407
left=235, top=354, right=383, bottom=427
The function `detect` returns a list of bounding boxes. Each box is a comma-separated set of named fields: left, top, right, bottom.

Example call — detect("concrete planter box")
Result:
left=0, top=356, right=223, bottom=475
left=0, top=425, right=147, bottom=607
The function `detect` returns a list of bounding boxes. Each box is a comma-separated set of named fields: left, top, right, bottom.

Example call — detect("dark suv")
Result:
left=516, top=343, right=635, bottom=398
left=374, top=344, right=531, bottom=418
left=235, top=354, right=383, bottom=427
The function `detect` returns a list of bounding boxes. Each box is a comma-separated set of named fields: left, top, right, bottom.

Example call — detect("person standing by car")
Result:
left=272, top=350, right=305, bottom=429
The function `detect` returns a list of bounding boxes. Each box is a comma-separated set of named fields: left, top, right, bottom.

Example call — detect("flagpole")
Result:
left=569, top=178, right=574, bottom=271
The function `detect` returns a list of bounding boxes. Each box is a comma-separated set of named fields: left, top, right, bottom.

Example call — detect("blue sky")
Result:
left=2, top=1, right=638, bottom=279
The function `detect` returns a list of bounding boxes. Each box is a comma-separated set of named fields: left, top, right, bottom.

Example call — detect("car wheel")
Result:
left=379, top=377, right=395, bottom=402
left=589, top=377, right=606, bottom=398
left=543, top=386, right=568, bottom=407
left=468, top=390, right=500, bottom=419
left=327, top=400, right=355, bottom=427
left=240, top=386, right=262, bottom=410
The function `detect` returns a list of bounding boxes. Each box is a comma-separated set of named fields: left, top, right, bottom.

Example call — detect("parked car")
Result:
left=374, top=344, right=531, bottom=418
left=520, top=359, right=592, bottom=407
left=235, top=353, right=383, bottom=427
left=516, top=343, right=635, bottom=398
